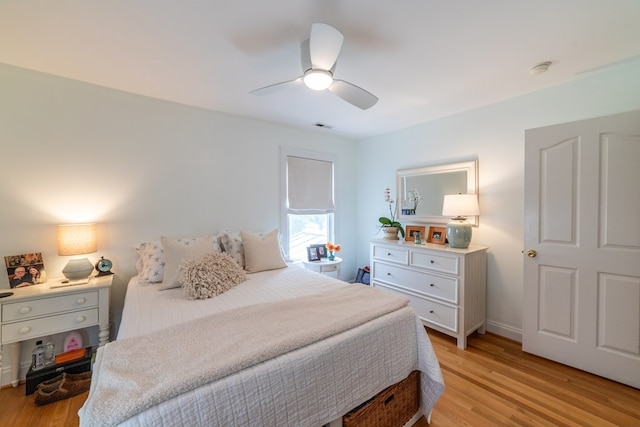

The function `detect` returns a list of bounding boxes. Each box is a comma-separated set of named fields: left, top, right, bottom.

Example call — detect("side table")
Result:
left=0, top=274, right=112, bottom=387
left=301, top=256, right=343, bottom=280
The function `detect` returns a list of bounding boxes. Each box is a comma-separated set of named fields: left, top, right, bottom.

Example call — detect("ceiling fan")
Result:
left=250, top=23, right=378, bottom=110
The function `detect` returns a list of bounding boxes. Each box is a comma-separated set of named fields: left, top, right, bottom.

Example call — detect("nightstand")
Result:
left=301, top=257, right=343, bottom=280
left=0, top=275, right=112, bottom=387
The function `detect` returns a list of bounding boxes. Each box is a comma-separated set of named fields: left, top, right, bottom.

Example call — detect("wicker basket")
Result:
left=343, top=371, right=420, bottom=427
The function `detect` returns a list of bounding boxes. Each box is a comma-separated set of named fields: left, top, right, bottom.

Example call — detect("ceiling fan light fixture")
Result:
left=303, top=69, right=333, bottom=90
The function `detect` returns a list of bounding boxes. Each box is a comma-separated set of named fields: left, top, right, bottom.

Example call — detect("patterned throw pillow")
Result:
left=220, top=230, right=245, bottom=267
left=135, top=241, right=165, bottom=283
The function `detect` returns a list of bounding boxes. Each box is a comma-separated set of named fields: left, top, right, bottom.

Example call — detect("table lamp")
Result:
left=57, top=223, right=97, bottom=284
left=442, top=194, right=479, bottom=249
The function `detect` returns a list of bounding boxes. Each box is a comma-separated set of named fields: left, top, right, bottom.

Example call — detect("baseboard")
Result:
left=485, top=320, right=522, bottom=343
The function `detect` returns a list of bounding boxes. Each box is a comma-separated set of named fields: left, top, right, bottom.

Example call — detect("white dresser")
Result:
left=370, top=239, right=487, bottom=349
left=0, top=275, right=112, bottom=386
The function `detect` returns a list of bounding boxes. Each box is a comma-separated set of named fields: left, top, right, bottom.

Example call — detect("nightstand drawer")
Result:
left=372, top=245, right=409, bottom=265
left=410, top=251, right=459, bottom=275
left=375, top=283, right=457, bottom=332
left=2, top=291, right=98, bottom=322
left=1, top=308, right=98, bottom=344
left=373, top=262, right=458, bottom=303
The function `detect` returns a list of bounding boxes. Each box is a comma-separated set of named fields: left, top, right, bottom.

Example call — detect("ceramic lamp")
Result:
left=57, top=223, right=97, bottom=283
left=442, top=194, right=479, bottom=249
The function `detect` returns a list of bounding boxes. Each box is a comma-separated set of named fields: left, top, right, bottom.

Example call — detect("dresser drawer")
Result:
left=410, top=251, right=459, bottom=275
left=372, top=244, right=409, bottom=265
left=2, top=291, right=98, bottom=322
left=1, top=308, right=98, bottom=344
left=375, top=283, right=458, bottom=332
left=373, top=262, right=458, bottom=304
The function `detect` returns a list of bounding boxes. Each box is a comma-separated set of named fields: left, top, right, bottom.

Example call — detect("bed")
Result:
left=78, top=232, right=444, bottom=426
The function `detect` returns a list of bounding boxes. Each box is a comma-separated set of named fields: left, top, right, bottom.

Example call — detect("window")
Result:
left=281, top=148, right=336, bottom=261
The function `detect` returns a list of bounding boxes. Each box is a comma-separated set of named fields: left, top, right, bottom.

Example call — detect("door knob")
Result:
left=527, top=249, right=537, bottom=258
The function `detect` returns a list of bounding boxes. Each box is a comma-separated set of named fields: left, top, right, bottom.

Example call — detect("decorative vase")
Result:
left=327, top=251, right=335, bottom=261
left=383, top=226, right=400, bottom=240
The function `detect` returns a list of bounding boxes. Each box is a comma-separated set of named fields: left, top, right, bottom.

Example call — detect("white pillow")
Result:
left=158, top=235, right=221, bottom=290
left=241, top=229, right=287, bottom=273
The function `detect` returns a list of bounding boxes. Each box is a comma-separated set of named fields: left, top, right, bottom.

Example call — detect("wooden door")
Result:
left=523, top=110, right=640, bottom=388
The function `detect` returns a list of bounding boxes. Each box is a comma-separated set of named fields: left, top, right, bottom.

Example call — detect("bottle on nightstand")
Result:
left=32, top=341, right=46, bottom=370
left=44, top=336, right=55, bottom=366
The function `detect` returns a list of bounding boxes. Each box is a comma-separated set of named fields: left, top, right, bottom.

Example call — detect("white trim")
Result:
left=485, top=320, right=522, bottom=343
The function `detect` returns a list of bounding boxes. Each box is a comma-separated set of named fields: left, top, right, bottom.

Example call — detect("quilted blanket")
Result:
left=79, top=285, right=409, bottom=427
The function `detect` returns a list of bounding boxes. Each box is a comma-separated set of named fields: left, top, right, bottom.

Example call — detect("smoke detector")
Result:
left=529, top=61, right=552, bottom=75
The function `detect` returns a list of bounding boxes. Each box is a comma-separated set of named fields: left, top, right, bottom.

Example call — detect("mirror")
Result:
left=397, top=160, right=478, bottom=225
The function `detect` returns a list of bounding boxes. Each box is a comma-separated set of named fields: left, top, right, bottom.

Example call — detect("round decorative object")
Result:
left=446, top=219, right=472, bottom=248
left=95, top=256, right=114, bottom=276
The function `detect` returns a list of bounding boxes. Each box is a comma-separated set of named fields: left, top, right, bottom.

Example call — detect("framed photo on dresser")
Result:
left=405, top=225, right=426, bottom=242
left=427, top=227, right=446, bottom=245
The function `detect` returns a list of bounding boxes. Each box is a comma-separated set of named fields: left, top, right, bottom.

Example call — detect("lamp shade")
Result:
left=442, top=194, right=479, bottom=218
left=57, top=223, right=97, bottom=256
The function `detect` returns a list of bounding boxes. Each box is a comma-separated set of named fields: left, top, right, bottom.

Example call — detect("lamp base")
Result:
left=62, top=258, right=94, bottom=282
left=446, top=219, right=473, bottom=249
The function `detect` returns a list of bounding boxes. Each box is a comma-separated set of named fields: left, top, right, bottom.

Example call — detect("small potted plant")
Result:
left=379, top=188, right=405, bottom=240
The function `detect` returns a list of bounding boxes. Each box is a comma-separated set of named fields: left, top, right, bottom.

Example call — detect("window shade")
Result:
left=287, top=156, right=334, bottom=211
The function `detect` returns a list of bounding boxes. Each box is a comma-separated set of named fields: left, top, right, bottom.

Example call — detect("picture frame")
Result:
left=309, top=244, right=327, bottom=258
left=427, top=226, right=447, bottom=245
left=405, top=225, right=426, bottom=242
left=306, top=246, right=321, bottom=261
left=5, top=252, right=47, bottom=289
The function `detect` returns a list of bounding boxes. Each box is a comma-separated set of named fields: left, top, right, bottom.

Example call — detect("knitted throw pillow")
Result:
left=179, top=252, right=247, bottom=300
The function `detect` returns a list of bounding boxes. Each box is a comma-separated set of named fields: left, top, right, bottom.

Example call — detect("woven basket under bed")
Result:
left=343, top=370, right=420, bottom=427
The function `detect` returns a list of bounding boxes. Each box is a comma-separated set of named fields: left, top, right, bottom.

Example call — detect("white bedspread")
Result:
left=80, top=266, right=444, bottom=426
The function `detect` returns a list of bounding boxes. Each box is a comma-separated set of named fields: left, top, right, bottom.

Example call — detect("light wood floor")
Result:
left=1, top=330, right=638, bottom=426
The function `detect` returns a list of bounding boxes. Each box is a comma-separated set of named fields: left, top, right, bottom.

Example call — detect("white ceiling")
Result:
left=1, top=1, right=639, bottom=140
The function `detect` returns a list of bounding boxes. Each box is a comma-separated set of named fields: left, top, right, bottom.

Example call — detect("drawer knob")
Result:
left=19, top=326, right=31, bottom=334
left=430, top=284, right=435, bottom=287
left=387, top=252, right=392, bottom=256
left=19, top=306, right=32, bottom=314
left=430, top=260, right=435, bottom=264
left=76, top=297, right=87, bottom=305
left=429, top=310, right=435, bottom=314
left=76, top=316, right=86, bottom=323
left=387, top=272, right=391, bottom=276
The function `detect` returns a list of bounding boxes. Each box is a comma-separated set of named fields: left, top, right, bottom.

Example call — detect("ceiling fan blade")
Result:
left=329, top=80, right=379, bottom=110
left=300, top=39, right=312, bottom=72
left=250, top=77, right=303, bottom=96
left=309, top=23, right=344, bottom=70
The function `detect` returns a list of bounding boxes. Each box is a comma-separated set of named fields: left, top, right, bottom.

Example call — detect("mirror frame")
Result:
left=396, top=160, right=478, bottom=225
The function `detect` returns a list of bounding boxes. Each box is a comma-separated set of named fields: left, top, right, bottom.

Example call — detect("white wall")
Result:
left=2, top=57, right=639, bottom=384
left=356, top=58, right=640, bottom=340
left=0, top=63, right=359, bottom=382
